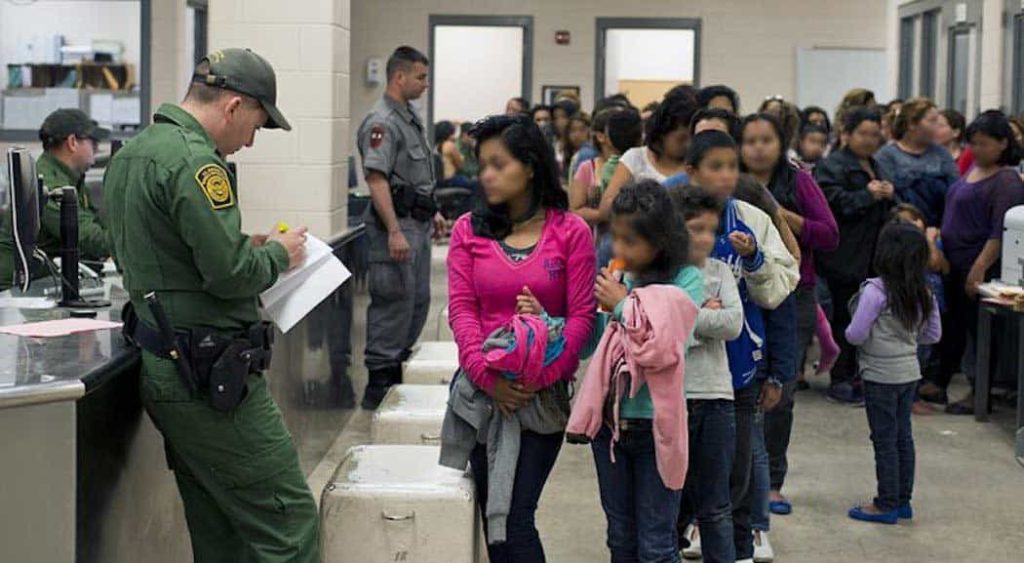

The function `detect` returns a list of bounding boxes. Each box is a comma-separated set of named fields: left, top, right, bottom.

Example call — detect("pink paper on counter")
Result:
left=0, top=318, right=123, bottom=338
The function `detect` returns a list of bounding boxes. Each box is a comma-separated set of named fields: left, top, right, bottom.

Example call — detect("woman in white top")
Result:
left=596, top=94, right=698, bottom=222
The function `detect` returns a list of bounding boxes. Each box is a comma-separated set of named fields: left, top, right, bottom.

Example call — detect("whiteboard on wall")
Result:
left=796, top=48, right=892, bottom=112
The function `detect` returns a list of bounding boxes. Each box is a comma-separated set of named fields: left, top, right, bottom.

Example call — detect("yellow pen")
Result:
left=276, top=222, right=290, bottom=233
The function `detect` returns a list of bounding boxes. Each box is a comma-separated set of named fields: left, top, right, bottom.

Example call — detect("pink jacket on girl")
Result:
left=566, top=284, right=699, bottom=490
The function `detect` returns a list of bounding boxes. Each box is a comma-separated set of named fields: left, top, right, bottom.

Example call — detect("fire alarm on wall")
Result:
left=555, top=30, right=571, bottom=45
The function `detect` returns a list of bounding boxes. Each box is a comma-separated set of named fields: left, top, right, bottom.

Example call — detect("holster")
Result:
left=410, top=191, right=438, bottom=222
left=124, top=302, right=274, bottom=412
left=389, top=183, right=416, bottom=218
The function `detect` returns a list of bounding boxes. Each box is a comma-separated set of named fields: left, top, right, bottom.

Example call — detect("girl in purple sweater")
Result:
left=739, top=113, right=839, bottom=516
left=447, top=114, right=596, bottom=560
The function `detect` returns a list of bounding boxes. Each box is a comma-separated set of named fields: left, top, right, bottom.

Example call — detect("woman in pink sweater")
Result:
left=447, top=114, right=596, bottom=561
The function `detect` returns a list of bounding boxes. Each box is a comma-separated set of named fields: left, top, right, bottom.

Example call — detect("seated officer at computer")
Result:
left=0, top=108, right=111, bottom=290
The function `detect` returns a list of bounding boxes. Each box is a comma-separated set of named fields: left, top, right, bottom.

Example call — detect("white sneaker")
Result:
left=753, top=530, right=775, bottom=562
left=737, top=559, right=755, bottom=563
left=681, top=524, right=701, bottom=559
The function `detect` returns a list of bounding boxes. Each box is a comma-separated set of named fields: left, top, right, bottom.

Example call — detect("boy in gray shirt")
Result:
left=673, top=187, right=744, bottom=562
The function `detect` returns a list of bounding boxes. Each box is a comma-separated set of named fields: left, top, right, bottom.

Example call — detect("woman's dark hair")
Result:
left=797, top=123, right=829, bottom=160
left=873, top=222, right=934, bottom=332
left=469, top=114, right=567, bottom=239
left=891, top=202, right=926, bottom=225
left=530, top=105, right=551, bottom=119
left=642, top=101, right=660, bottom=114
left=687, top=130, right=738, bottom=167
left=594, top=94, right=633, bottom=114
left=842, top=106, right=882, bottom=136
left=646, top=94, right=698, bottom=157
left=697, top=85, right=740, bottom=113
left=690, top=107, right=741, bottom=140
left=612, top=179, right=691, bottom=285
left=507, top=97, right=529, bottom=113
left=664, top=84, right=699, bottom=105
left=591, top=108, right=619, bottom=153
left=739, top=113, right=799, bottom=212
left=940, top=109, right=966, bottom=143
left=800, top=123, right=828, bottom=140
left=800, top=106, right=832, bottom=134
left=561, top=112, right=592, bottom=164
left=965, top=110, right=1024, bottom=166
left=433, top=120, right=456, bottom=147
left=670, top=185, right=723, bottom=221
left=606, top=108, right=643, bottom=154
left=891, top=97, right=935, bottom=141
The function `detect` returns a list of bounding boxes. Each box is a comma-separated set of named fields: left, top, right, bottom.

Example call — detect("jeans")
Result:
left=593, top=423, right=684, bottom=563
left=731, top=385, right=757, bottom=560
left=470, top=430, right=563, bottom=563
left=750, top=410, right=770, bottom=532
left=863, top=381, right=916, bottom=512
left=678, top=400, right=736, bottom=563
left=766, top=286, right=817, bottom=491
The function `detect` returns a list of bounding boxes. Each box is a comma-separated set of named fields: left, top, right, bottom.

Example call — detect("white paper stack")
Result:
left=260, top=235, right=351, bottom=333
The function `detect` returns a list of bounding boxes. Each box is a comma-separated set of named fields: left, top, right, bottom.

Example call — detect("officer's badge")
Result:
left=195, top=164, right=234, bottom=210
left=370, top=124, right=385, bottom=149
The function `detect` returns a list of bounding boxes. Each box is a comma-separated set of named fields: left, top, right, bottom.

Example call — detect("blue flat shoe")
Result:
left=898, top=504, right=913, bottom=520
left=848, top=505, right=899, bottom=525
left=769, top=499, right=792, bottom=515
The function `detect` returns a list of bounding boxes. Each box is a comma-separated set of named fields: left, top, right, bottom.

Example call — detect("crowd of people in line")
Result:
left=435, top=83, right=1024, bottom=563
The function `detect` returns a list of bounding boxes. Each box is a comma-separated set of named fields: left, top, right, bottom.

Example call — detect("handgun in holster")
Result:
left=124, top=295, right=275, bottom=412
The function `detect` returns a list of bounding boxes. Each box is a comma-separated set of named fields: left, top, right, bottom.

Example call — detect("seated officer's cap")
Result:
left=193, top=48, right=291, bottom=131
left=38, top=108, right=111, bottom=144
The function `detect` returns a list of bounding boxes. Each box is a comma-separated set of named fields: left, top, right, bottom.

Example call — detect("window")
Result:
left=0, top=0, right=149, bottom=140
left=948, top=28, right=970, bottom=114
left=595, top=18, right=701, bottom=110
left=898, top=17, right=915, bottom=98
left=920, top=10, right=939, bottom=99
left=428, top=16, right=533, bottom=126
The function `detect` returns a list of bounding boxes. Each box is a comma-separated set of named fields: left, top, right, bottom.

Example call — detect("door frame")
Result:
left=594, top=17, right=702, bottom=104
left=427, top=14, right=534, bottom=132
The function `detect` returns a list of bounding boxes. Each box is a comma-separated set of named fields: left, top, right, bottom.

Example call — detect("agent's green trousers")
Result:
left=141, top=353, right=321, bottom=563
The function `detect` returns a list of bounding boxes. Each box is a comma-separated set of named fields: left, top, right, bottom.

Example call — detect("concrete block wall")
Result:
left=350, top=0, right=890, bottom=133
left=209, top=0, right=352, bottom=240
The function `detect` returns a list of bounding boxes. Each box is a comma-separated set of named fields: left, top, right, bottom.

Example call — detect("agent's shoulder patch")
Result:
left=369, top=124, right=386, bottom=149
left=194, top=163, right=234, bottom=210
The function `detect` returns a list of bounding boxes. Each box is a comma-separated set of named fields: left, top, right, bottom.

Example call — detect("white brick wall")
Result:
left=210, top=0, right=351, bottom=239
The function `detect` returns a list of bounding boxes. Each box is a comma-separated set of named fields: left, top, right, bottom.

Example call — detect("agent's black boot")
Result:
left=361, top=368, right=393, bottom=410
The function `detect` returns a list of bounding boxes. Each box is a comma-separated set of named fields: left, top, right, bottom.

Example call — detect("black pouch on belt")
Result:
left=208, top=340, right=253, bottom=412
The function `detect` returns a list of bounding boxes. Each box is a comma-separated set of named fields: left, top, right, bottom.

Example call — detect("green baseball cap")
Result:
left=194, top=48, right=291, bottom=131
left=38, top=108, right=111, bottom=144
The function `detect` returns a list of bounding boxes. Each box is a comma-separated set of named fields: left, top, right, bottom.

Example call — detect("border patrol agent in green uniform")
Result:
left=103, top=49, right=320, bottom=562
left=358, top=46, right=446, bottom=409
left=0, top=109, right=110, bottom=290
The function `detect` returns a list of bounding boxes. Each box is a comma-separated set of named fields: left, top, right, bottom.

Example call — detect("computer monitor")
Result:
left=6, top=147, right=42, bottom=293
